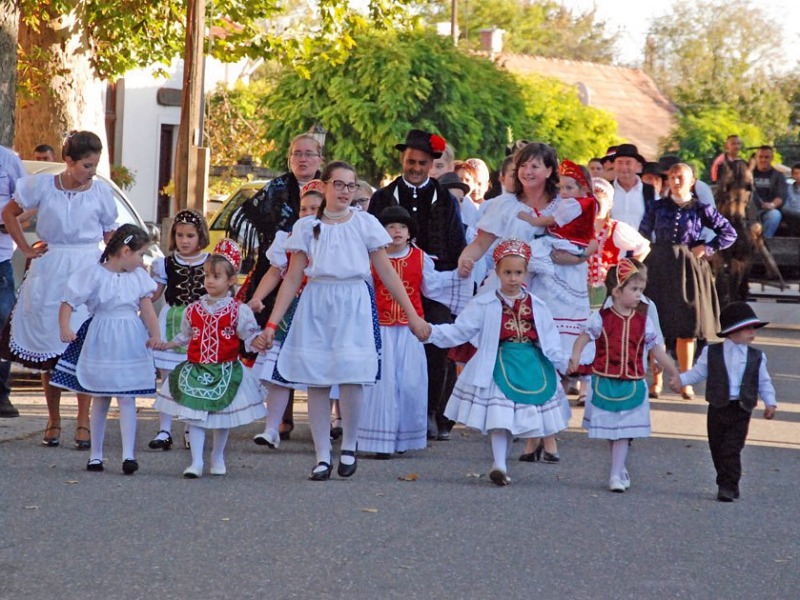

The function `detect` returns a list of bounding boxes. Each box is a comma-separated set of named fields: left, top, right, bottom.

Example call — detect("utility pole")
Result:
left=451, top=0, right=457, bottom=45
left=173, top=0, right=209, bottom=215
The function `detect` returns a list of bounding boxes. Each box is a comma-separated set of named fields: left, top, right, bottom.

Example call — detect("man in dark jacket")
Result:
left=369, top=130, right=467, bottom=440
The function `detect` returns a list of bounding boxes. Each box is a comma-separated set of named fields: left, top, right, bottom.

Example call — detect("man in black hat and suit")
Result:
left=610, top=143, right=656, bottom=230
left=369, top=129, right=467, bottom=440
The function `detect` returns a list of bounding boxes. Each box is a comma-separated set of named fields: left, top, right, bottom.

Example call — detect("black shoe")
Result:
left=122, top=459, right=139, bottom=475
left=279, top=419, right=294, bottom=441
left=733, top=487, right=740, bottom=499
left=308, top=461, right=332, bottom=481
left=372, top=452, right=391, bottom=460
left=436, top=428, right=451, bottom=441
left=519, top=440, right=544, bottom=462
left=717, top=487, right=735, bottom=502
left=148, top=431, right=173, bottom=450
left=489, top=468, right=511, bottom=486
left=338, top=450, right=357, bottom=478
left=330, top=418, right=342, bottom=441
left=86, top=458, right=104, bottom=472
left=74, top=426, right=91, bottom=450
left=542, top=451, right=561, bottom=463
left=42, top=425, right=61, bottom=447
left=0, top=398, right=20, bottom=418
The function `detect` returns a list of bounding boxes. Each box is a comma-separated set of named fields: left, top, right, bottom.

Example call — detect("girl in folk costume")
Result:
left=254, top=161, right=430, bottom=481
left=569, top=259, right=678, bottom=493
left=51, top=225, right=161, bottom=475
left=357, top=206, right=471, bottom=458
left=148, top=209, right=210, bottom=450
left=251, top=180, right=324, bottom=449
left=425, top=239, right=569, bottom=486
left=153, top=239, right=266, bottom=478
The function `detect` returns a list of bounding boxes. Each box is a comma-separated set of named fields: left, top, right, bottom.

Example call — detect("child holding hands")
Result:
left=669, top=302, right=777, bottom=502
left=51, top=225, right=161, bottom=475
left=570, top=259, right=678, bottom=493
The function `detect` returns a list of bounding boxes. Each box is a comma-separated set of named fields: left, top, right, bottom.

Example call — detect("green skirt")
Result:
left=165, top=305, right=189, bottom=353
left=591, top=376, right=647, bottom=412
left=169, top=361, right=244, bottom=412
left=492, top=341, right=558, bottom=406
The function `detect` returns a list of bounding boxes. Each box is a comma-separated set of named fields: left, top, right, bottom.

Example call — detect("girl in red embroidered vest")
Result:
left=570, top=259, right=678, bottom=493
left=148, top=209, right=210, bottom=451
left=153, top=239, right=266, bottom=478
left=425, top=239, right=569, bottom=486
left=357, top=206, right=470, bottom=458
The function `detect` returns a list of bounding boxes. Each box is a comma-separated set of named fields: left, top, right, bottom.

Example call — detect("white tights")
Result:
left=187, top=425, right=229, bottom=470
left=609, top=439, right=630, bottom=478
left=490, top=429, right=513, bottom=472
left=307, top=384, right=363, bottom=466
left=262, top=383, right=291, bottom=434
left=89, top=396, right=137, bottom=462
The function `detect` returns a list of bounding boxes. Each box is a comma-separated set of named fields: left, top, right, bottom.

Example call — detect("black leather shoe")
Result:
left=372, top=452, right=391, bottom=460
left=543, top=451, right=561, bottom=463
left=308, top=461, right=332, bottom=481
left=279, top=419, right=295, bottom=441
left=489, top=468, right=511, bottom=486
left=717, top=487, right=735, bottom=502
left=86, top=459, right=104, bottom=472
left=338, top=450, right=357, bottom=478
left=519, top=440, right=544, bottom=462
left=74, top=426, right=91, bottom=450
left=0, top=397, right=20, bottom=418
left=148, top=431, right=173, bottom=450
left=122, top=459, right=139, bottom=475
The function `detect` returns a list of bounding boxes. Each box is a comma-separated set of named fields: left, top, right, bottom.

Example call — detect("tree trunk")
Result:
left=15, top=9, right=109, bottom=172
left=0, top=0, right=19, bottom=147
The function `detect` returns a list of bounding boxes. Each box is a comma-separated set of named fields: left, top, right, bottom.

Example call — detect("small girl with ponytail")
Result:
left=51, top=224, right=161, bottom=475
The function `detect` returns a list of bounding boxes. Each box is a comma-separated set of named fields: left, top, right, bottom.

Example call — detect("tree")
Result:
left=663, top=105, right=767, bottom=180
left=11, top=0, right=415, bottom=162
left=258, top=30, right=619, bottom=182
left=643, top=0, right=791, bottom=141
left=421, top=0, right=617, bottom=64
left=0, top=0, right=19, bottom=145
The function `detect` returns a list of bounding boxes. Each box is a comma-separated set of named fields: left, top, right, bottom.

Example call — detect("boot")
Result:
left=0, top=397, right=20, bottom=418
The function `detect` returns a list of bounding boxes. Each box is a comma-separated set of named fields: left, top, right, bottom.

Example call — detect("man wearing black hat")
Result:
left=610, top=143, right=656, bottom=230
left=370, top=130, right=467, bottom=440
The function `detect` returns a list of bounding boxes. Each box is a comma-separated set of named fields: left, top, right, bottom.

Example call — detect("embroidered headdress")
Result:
left=301, top=179, right=326, bottom=197
left=616, top=258, right=640, bottom=289
left=173, top=209, right=205, bottom=231
left=214, top=238, right=241, bottom=272
left=559, top=159, right=590, bottom=191
left=492, top=238, right=532, bottom=264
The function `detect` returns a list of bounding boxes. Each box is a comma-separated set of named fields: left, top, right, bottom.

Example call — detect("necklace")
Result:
left=323, top=208, right=350, bottom=221
left=59, top=172, right=86, bottom=192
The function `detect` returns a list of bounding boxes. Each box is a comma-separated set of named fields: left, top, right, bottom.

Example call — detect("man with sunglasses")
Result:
left=369, top=129, right=467, bottom=441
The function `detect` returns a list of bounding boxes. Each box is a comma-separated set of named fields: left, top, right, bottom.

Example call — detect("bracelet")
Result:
left=265, top=322, right=279, bottom=331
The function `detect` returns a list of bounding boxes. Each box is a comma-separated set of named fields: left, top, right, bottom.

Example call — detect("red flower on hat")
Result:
left=429, top=134, right=446, bottom=154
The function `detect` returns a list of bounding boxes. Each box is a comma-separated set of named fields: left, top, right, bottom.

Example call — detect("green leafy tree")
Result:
left=258, top=30, right=618, bottom=182
left=663, top=105, right=767, bottom=180
left=421, top=0, right=617, bottom=63
left=11, top=0, right=415, bottom=158
left=644, top=0, right=791, bottom=141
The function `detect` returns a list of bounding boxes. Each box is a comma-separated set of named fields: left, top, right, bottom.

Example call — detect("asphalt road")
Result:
left=1, top=328, right=799, bottom=600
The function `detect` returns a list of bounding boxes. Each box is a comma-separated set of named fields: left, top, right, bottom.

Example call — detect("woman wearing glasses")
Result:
left=227, top=133, right=323, bottom=439
left=254, top=161, right=430, bottom=481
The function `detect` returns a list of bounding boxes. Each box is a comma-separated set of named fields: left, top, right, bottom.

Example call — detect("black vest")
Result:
left=705, top=343, right=762, bottom=412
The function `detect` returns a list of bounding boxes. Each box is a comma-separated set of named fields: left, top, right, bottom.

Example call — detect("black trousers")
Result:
left=707, top=402, right=752, bottom=492
left=423, top=298, right=456, bottom=426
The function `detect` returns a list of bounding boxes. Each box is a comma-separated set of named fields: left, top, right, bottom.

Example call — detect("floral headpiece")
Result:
left=214, top=238, right=241, bottom=272
left=559, top=159, right=590, bottom=191
left=492, top=238, right=532, bottom=264
left=429, top=134, right=447, bottom=155
left=301, top=179, right=326, bottom=197
left=174, top=209, right=205, bottom=231
left=616, top=258, right=640, bottom=290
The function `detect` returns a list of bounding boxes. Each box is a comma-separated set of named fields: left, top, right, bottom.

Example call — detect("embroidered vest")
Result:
left=592, top=307, right=647, bottom=379
left=549, top=196, right=596, bottom=248
left=499, top=294, right=539, bottom=343
left=186, top=301, right=240, bottom=364
left=165, top=255, right=207, bottom=306
left=588, top=221, right=622, bottom=287
left=373, top=247, right=424, bottom=326
left=705, top=343, right=762, bottom=412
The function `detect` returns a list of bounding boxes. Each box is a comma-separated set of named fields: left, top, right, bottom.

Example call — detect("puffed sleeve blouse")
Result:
left=638, top=194, right=736, bottom=254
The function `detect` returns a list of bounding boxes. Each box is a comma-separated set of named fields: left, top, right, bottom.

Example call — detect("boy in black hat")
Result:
left=669, top=302, right=777, bottom=502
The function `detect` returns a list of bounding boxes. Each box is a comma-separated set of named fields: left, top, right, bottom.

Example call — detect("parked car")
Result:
left=206, top=179, right=269, bottom=276
left=12, top=160, right=164, bottom=288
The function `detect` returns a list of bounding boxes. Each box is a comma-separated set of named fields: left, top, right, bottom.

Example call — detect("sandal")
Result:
left=74, top=426, right=91, bottom=450
left=42, top=425, right=61, bottom=447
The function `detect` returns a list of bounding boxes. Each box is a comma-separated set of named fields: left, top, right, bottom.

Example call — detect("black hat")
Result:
left=717, top=302, right=768, bottom=337
left=395, top=129, right=446, bottom=159
left=379, top=205, right=414, bottom=230
left=658, top=155, right=682, bottom=174
left=641, top=162, right=666, bottom=179
left=614, top=143, right=645, bottom=164
left=437, top=172, right=471, bottom=195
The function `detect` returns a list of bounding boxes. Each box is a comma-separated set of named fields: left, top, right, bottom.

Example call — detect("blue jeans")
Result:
left=759, top=208, right=782, bottom=238
left=0, top=260, right=15, bottom=400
